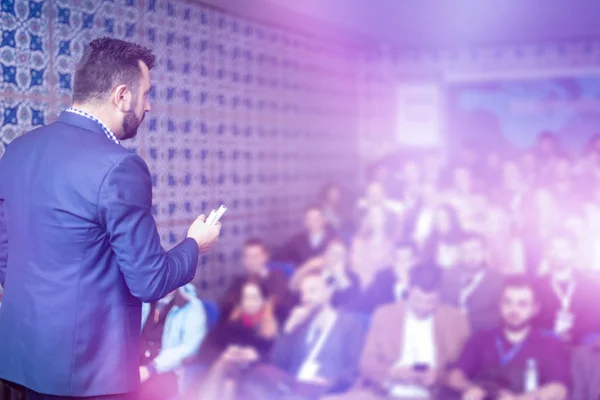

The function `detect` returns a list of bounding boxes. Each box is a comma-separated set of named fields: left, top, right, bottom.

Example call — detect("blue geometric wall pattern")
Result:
left=0, top=0, right=360, bottom=297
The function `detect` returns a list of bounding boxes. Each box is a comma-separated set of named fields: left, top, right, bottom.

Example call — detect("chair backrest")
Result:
left=202, top=300, right=220, bottom=329
left=267, top=262, right=296, bottom=279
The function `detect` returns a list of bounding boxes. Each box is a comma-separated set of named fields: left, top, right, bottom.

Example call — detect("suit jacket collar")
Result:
left=57, top=111, right=108, bottom=138
left=384, top=302, right=449, bottom=369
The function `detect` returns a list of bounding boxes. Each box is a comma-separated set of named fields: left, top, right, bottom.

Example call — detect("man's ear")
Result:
left=113, top=84, right=133, bottom=112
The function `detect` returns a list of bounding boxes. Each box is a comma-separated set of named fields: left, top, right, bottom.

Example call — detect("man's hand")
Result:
left=388, top=366, right=419, bottom=384
left=238, top=347, right=259, bottom=363
left=139, top=366, right=151, bottom=383
left=462, top=385, right=487, bottom=400
left=414, top=368, right=438, bottom=387
left=187, top=214, right=221, bottom=254
left=284, top=305, right=313, bottom=333
left=221, top=345, right=242, bottom=363
left=304, top=376, right=329, bottom=386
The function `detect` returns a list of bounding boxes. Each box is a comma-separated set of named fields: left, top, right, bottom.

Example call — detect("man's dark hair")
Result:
left=460, top=231, right=487, bottom=247
left=409, top=264, right=442, bottom=293
left=244, top=237, right=269, bottom=253
left=502, top=275, right=538, bottom=301
left=73, top=37, right=155, bottom=104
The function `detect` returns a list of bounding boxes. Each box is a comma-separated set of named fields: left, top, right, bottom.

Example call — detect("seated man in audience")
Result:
left=221, top=238, right=294, bottom=324
left=445, top=275, right=570, bottom=400
left=329, top=264, right=469, bottom=400
left=277, top=205, right=335, bottom=266
left=358, top=240, right=419, bottom=314
left=441, top=232, right=503, bottom=333
left=241, top=269, right=366, bottom=399
left=290, top=237, right=361, bottom=312
left=139, top=284, right=208, bottom=400
left=535, top=229, right=600, bottom=344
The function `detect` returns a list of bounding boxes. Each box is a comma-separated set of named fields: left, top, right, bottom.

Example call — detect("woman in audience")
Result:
left=194, top=278, right=278, bottom=400
left=350, top=205, right=396, bottom=289
left=422, top=204, right=463, bottom=269
left=319, top=182, right=351, bottom=235
left=356, top=181, right=404, bottom=216
left=291, top=238, right=361, bottom=311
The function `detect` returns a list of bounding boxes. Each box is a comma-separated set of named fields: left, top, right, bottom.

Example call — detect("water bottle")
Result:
left=524, top=358, right=539, bottom=393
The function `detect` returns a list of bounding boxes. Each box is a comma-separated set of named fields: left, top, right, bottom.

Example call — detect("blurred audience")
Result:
left=441, top=232, right=503, bottom=333
left=221, top=238, right=293, bottom=324
left=124, top=129, right=600, bottom=399
left=319, top=182, right=352, bottom=236
left=277, top=206, right=335, bottom=266
left=291, top=238, right=361, bottom=312
left=329, top=265, right=469, bottom=400
left=241, top=269, right=366, bottom=399
left=194, top=278, right=278, bottom=400
left=422, top=204, right=463, bottom=270
left=535, top=230, right=600, bottom=344
left=358, top=239, right=418, bottom=314
left=445, top=275, right=570, bottom=400
left=351, top=205, right=396, bottom=289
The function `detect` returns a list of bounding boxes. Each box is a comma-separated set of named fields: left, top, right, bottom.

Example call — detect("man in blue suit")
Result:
left=0, top=38, right=221, bottom=400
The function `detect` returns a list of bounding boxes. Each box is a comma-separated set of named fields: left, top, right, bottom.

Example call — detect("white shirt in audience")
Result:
left=394, top=281, right=407, bottom=301
left=309, top=232, right=325, bottom=249
left=413, top=208, right=435, bottom=247
left=435, top=242, right=459, bottom=269
left=390, top=309, right=436, bottom=399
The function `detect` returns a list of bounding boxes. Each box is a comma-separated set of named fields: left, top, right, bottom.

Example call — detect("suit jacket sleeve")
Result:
left=98, top=153, right=198, bottom=302
left=330, top=314, right=366, bottom=391
left=359, top=307, right=393, bottom=388
left=0, top=199, right=7, bottom=288
left=270, top=327, right=296, bottom=372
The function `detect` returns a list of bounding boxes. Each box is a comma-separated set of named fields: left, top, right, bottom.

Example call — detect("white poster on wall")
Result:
left=396, top=82, right=442, bottom=147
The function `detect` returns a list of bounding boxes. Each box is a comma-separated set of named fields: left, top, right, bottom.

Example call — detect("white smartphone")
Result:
left=205, top=209, right=217, bottom=225
left=207, top=205, right=227, bottom=226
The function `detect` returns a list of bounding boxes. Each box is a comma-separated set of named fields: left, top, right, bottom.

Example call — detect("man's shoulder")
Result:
left=372, top=302, right=404, bottom=322
left=373, top=267, right=395, bottom=282
left=437, top=302, right=465, bottom=318
left=465, top=327, right=500, bottom=346
left=10, top=121, right=131, bottom=159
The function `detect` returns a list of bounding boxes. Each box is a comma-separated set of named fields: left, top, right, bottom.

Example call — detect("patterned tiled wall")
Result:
left=0, top=0, right=359, bottom=297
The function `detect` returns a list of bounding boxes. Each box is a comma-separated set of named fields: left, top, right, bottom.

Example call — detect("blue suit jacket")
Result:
left=270, top=310, right=366, bottom=393
left=0, top=112, right=199, bottom=396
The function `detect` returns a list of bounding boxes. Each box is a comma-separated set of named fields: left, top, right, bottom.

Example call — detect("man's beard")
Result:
left=121, top=110, right=144, bottom=140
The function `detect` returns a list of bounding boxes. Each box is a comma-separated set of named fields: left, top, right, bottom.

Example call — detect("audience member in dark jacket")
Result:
left=241, top=269, right=365, bottom=400
left=358, top=240, right=418, bottom=314
left=221, top=238, right=294, bottom=325
left=195, top=278, right=278, bottom=400
left=441, top=232, right=503, bottom=333
left=290, top=238, right=362, bottom=312
left=276, top=206, right=335, bottom=265
left=535, top=230, right=600, bottom=344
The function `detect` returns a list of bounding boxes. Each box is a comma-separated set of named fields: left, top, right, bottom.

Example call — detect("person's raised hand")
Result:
left=187, top=214, right=221, bottom=254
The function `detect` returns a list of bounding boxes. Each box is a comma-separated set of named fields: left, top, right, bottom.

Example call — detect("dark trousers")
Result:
left=0, top=380, right=138, bottom=400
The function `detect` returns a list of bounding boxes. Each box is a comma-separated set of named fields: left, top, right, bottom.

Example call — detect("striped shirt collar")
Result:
left=65, top=107, right=121, bottom=145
